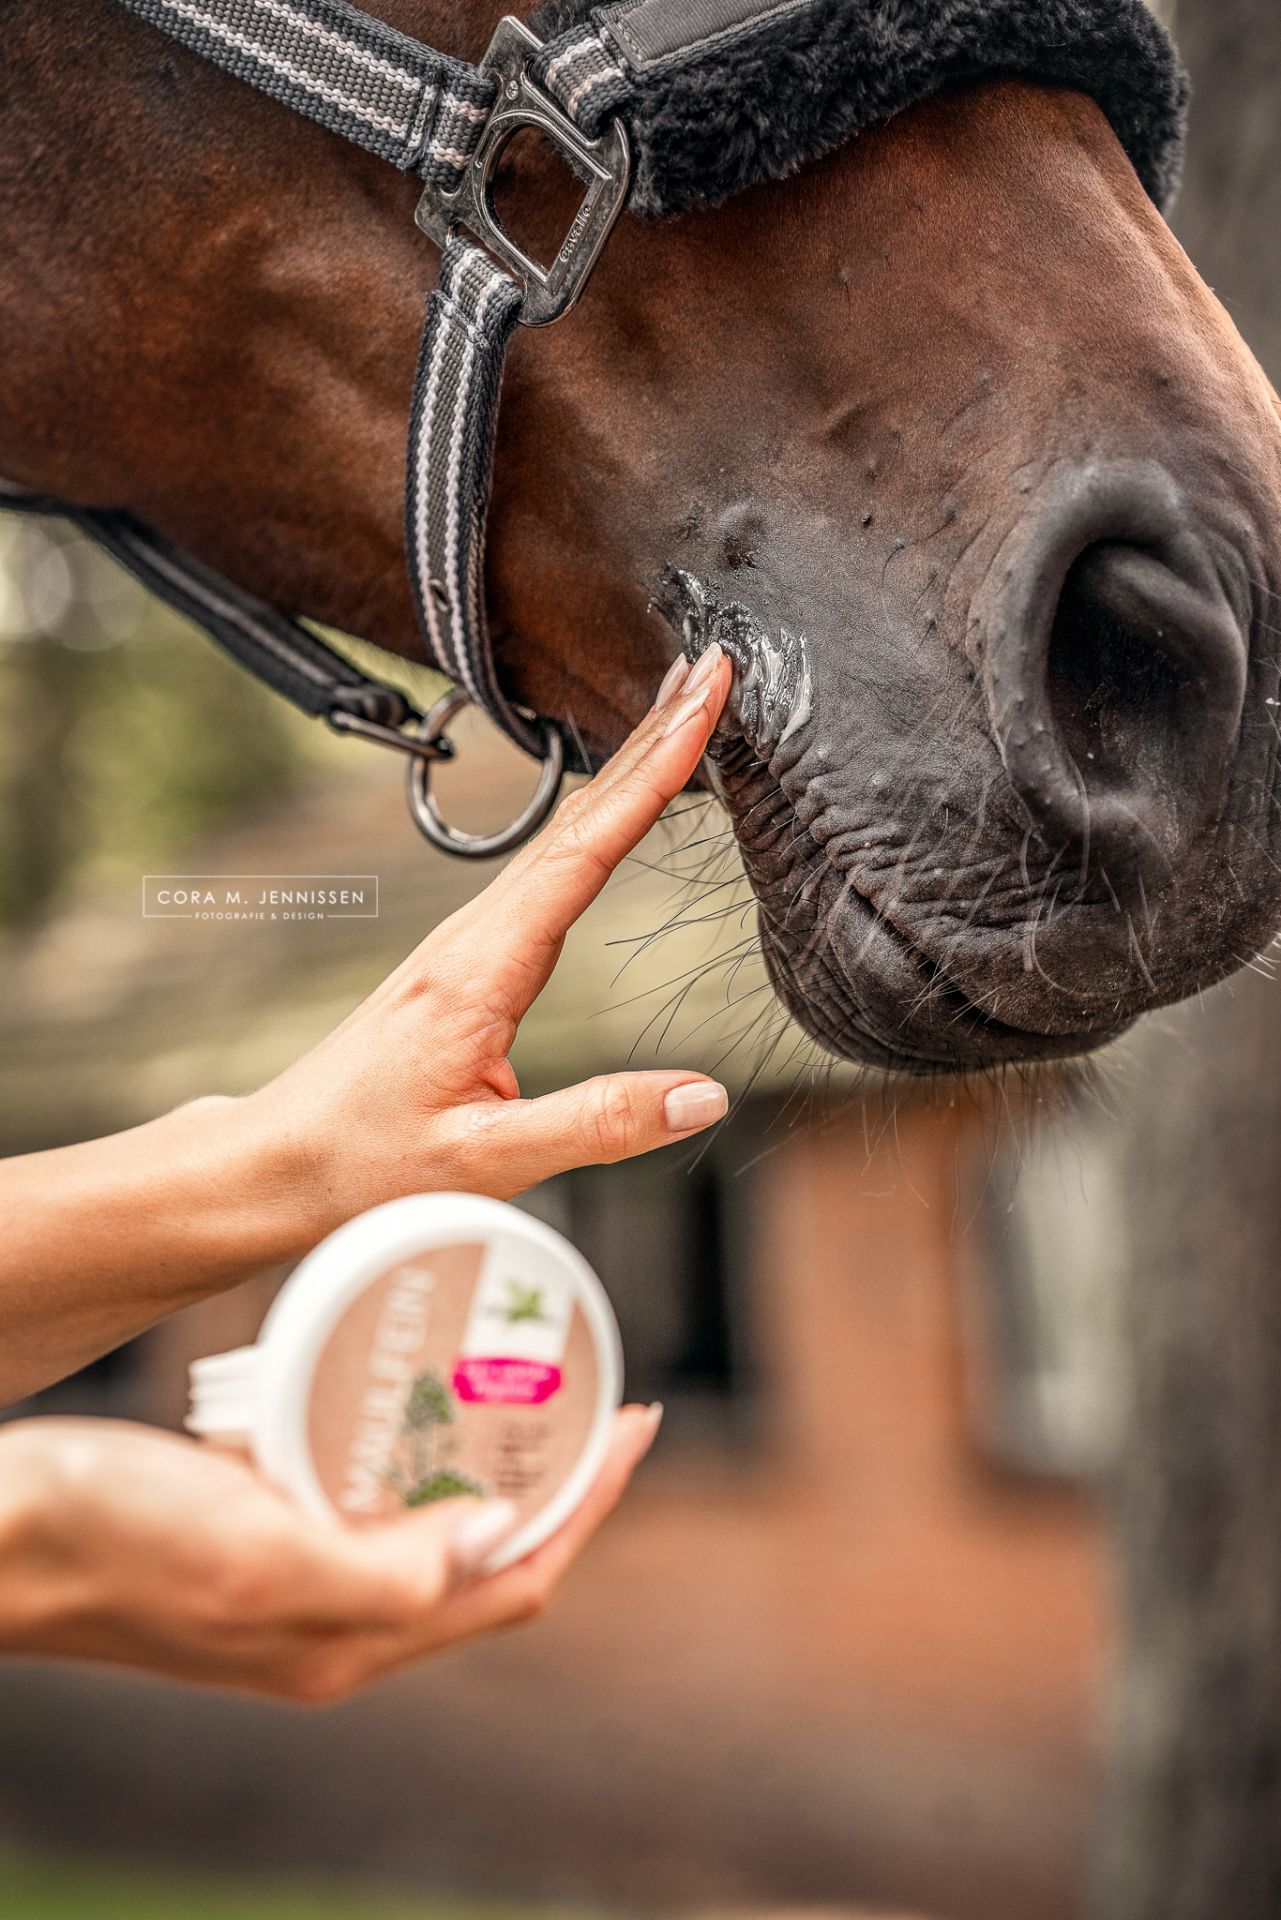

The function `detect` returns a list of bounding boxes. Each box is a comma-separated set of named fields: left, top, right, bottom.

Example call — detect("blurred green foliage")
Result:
left=0, top=1853, right=601, bottom=1920
left=0, top=519, right=446, bottom=927
left=0, top=520, right=309, bottom=924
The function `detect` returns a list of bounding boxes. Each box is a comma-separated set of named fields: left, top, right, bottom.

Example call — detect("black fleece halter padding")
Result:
left=530, top=0, right=1187, bottom=215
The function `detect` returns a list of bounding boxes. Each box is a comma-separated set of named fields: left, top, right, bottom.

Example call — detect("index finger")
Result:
left=463, top=644, right=732, bottom=1006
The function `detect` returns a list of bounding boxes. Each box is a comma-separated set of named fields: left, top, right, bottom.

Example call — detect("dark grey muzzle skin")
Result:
left=661, top=456, right=1281, bottom=1075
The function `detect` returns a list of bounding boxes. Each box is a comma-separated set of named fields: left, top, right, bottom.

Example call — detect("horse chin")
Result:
left=710, top=746, right=1128, bottom=1076
left=757, top=877, right=1129, bottom=1075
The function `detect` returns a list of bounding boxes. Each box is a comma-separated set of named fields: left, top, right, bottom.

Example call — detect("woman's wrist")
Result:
left=144, top=1091, right=325, bottom=1292
left=0, top=1096, right=324, bottom=1406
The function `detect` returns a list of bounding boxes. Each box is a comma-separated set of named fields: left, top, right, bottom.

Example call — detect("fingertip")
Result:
left=662, top=1079, right=729, bottom=1135
left=602, top=1403, right=663, bottom=1480
left=448, top=1499, right=520, bottom=1578
left=653, top=654, right=692, bottom=711
left=633, top=1401, right=664, bottom=1459
left=615, top=1400, right=663, bottom=1446
left=375, top=1492, right=518, bottom=1574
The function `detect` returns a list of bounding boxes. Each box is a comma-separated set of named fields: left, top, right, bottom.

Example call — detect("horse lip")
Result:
left=654, top=567, right=814, bottom=755
left=761, top=853, right=1126, bottom=1071
left=700, top=634, right=1129, bottom=1068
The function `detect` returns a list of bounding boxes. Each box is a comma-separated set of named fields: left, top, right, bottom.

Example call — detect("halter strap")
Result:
left=109, top=1, right=561, bottom=778
left=0, top=478, right=454, bottom=756
left=406, top=238, right=538, bottom=756
left=115, top=0, right=498, bottom=183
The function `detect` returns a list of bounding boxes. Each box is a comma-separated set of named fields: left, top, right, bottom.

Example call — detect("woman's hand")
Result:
left=251, top=643, right=733, bottom=1232
left=0, top=647, right=730, bottom=1401
left=0, top=1405, right=661, bottom=1700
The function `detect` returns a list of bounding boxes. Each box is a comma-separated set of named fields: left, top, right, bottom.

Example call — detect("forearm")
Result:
left=0, top=1097, right=313, bottom=1404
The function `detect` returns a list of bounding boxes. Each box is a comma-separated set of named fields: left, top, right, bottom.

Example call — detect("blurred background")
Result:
left=0, top=3, right=1275, bottom=1919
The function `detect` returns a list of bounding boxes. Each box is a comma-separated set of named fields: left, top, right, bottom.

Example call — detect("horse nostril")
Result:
left=1048, top=543, right=1219, bottom=802
left=986, top=466, right=1248, bottom=889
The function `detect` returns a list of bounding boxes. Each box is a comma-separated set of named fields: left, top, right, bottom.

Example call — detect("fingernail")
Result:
left=653, top=655, right=691, bottom=711
left=637, top=1402, right=664, bottom=1458
left=684, top=641, right=724, bottom=696
left=663, top=1081, right=729, bottom=1132
left=449, top=1499, right=519, bottom=1575
left=663, top=671, right=724, bottom=740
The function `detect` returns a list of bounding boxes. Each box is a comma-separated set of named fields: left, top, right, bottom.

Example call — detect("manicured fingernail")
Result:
left=684, top=641, right=724, bottom=695
left=662, top=644, right=725, bottom=737
left=450, top=1499, right=519, bottom=1575
left=663, top=687, right=723, bottom=744
left=654, top=655, right=691, bottom=711
left=663, top=1081, right=729, bottom=1132
left=636, top=1402, right=664, bottom=1458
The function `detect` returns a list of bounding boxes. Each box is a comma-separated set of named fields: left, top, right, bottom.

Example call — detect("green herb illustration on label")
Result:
left=404, top=1468, right=488, bottom=1507
left=501, top=1281, right=550, bottom=1325
left=405, top=1371, right=456, bottom=1430
left=387, top=1368, right=487, bottom=1509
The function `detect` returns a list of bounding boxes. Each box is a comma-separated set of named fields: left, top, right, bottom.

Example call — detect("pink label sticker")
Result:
left=453, top=1357, right=563, bottom=1406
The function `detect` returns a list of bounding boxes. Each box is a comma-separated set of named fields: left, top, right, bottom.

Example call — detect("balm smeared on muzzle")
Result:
left=659, top=568, right=812, bottom=752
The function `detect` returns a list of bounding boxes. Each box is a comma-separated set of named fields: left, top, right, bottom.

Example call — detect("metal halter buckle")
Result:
left=328, top=700, right=454, bottom=764
left=406, top=689, right=565, bottom=857
left=414, top=15, right=631, bottom=327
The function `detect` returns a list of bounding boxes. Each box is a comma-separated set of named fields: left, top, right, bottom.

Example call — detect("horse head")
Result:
left=5, top=1, right=1281, bottom=1070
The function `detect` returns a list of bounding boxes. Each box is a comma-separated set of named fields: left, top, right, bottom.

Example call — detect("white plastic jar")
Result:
left=188, top=1193, right=623, bottom=1572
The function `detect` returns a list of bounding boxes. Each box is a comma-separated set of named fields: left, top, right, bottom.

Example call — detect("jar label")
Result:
left=306, top=1236, right=600, bottom=1537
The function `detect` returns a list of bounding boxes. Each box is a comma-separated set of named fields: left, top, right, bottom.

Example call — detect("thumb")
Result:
left=443, top=1072, right=729, bottom=1194
left=344, top=1495, right=525, bottom=1603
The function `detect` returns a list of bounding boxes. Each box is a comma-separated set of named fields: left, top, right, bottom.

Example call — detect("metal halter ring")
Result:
left=406, top=688, right=565, bottom=858
left=414, top=16, right=632, bottom=328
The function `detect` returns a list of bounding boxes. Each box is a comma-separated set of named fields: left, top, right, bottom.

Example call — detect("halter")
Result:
left=4, top=0, right=1185, bottom=857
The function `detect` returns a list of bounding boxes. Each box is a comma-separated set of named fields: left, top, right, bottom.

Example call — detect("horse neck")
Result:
left=0, top=1, right=485, bottom=509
